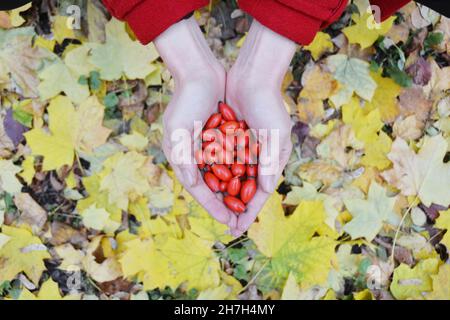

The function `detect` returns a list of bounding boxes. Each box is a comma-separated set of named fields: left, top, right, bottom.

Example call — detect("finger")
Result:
left=236, top=189, right=271, bottom=232
left=227, top=212, right=238, bottom=230
left=258, top=137, right=292, bottom=193
left=171, top=163, right=233, bottom=225
left=188, top=182, right=234, bottom=225
left=163, top=134, right=199, bottom=188
left=258, top=134, right=280, bottom=193
left=230, top=227, right=244, bottom=238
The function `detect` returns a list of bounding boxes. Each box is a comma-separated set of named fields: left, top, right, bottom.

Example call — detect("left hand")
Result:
left=226, top=20, right=297, bottom=236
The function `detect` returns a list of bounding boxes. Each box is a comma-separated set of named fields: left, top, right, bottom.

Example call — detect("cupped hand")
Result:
left=226, top=20, right=297, bottom=236
left=154, top=17, right=237, bottom=229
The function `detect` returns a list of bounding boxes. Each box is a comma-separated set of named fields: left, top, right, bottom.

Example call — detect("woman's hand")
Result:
left=154, top=17, right=237, bottom=228
left=226, top=20, right=297, bottom=236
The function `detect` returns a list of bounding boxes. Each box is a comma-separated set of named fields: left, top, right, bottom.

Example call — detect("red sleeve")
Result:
left=370, top=0, right=411, bottom=21
left=238, top=0, right=411, bottom=45
left=102, top=0, right=209, bottom=44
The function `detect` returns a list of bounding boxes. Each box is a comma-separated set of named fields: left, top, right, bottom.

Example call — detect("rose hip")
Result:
left=239, top=120, right=248, bottom=130
left=227, top=177, right=241, bottom=196
left=211, top=164, right=233, bottom=182
left=231, top=163, right=246, bottom=177
left=200, top=102, right=259, bottom=214
left=219, top=181, right=228, bottom=193
left=224, top=196, right=246, bottom=213
left=241, top=179, right=257, bottom=204
left=247, top=165, right=258, bottom=178
left=205, top=113, right=222, bottom=129
left=219, top=102, right=237, bottom=121
left=205, top=172, right=220, bottom=193
left=202, top=128, right=221, bottom=142
left=219, top=121, right=239, bottom=134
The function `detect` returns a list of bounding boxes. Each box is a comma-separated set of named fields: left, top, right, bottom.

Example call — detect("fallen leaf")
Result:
left=382, top=135, right=450, bottom=207
left=343, top=182, right=400, bottom=241
left=14, top=193, right=47, bottom=233
left=0, top=226, right=50, bottom=285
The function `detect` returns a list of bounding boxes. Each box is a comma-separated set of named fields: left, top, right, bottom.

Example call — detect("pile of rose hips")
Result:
left=195, top=102, right=259, bottom=214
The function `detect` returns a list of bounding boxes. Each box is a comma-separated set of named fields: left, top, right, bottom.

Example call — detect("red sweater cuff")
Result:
left=370, top=0, right=411, bottom=21
left=105, top=0, right=209, bottom=44
left=239, top=0, right=347, bottom=45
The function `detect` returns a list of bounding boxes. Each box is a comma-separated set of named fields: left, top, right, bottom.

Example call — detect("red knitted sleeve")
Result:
left=238, top=0, right=411, bottom=45
left=102, top=0, right=209, bottom=44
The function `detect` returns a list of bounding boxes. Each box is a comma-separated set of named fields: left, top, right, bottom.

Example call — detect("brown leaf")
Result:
left=406, top=57, right=432, bottom=86
left=393, top=115, right=424, bottom=141
left=50, top=221, right=86, bottom=246
left=14, top=193, right=48, bottom=232
left=398, top=86, right=432, bottom=122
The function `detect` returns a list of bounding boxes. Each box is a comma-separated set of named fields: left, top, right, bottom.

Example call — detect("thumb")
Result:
left=258, top=135, right=279, bottom=193
left=162, top=137, right=199, bottom=188
left=179, top=164, right=199, bottom=188
left=259, top=137, right=293, bottom=193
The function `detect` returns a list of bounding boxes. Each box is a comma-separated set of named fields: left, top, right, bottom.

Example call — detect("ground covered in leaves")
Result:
left=0, top=0, right=449, bottom=300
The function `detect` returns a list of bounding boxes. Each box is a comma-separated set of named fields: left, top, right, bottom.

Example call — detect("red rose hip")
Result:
left=247, top=165, right=258, bottom=178
left=224, top=196, right=246, bottom=213
left=241, top=179, right=257, bottom=204
left=219, top=121, right=239, bottom=134
left=227, top=177, right=241, bottom=196
left=211, top=164, right=233, bottom=182
left=205, top=113, right=222, bottom=129
left=219, top=102, right=237, bottom=121
left=219, top=181, right=228, bottom=193
left=204, top=172, right=220, bottom=193
left=231, top=163, right=246, bottom=177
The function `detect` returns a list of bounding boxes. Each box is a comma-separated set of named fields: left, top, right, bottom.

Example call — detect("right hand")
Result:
left=154, top=17, right=237, bottom=229
left=226, top=20, right=297, bottom=236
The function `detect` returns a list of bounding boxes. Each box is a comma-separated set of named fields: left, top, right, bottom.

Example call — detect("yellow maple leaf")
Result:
left=76, top=174, right=122, bottom=229
left=426, top=264, right=450, bottom=300
left=0, top=226, right=50, bottom=285
left=38, top=57, right=90, bottom=104
left=342, top=97, right=384, bottom=144
left=9, top=3, right=32, bottom=27
left=118, top=235, right=177, bottom=290
left=343, top=13, right=396, bottom=49
left=53, top=16, right=77, bottom=44
left=90, top=19, right=159, bottom=80
left=187, top=199, right=234, bottom=244
left=19, top=156, right=35, bottom=185
left=80, top=204, right=121, bottom=234
left=18, top=279, right=79, bottom=300
left=99, top=151, right=151, bottom=210
left=248, top=194, right=337, bottom=288
left=368, top=71, right=401, bottom=123
left=390, top=258, right=440, bottom=300
left=162, top=231, right=221, bottom=290
left=25, top=95, right=111, bottom=171
left=361, top=131, right=392, bottom=170
left=304, top=32, right=334, bottom=60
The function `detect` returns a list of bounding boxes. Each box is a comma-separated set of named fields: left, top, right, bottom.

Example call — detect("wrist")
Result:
left=154, top=17, right=223, bottom=84
left=231, top=20, right=297, bottom=88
